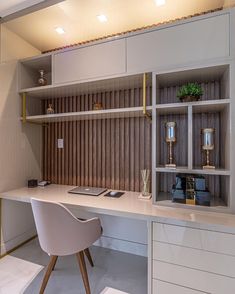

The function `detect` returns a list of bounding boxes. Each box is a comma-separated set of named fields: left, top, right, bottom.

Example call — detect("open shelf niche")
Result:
left=21, top=73, right=152, bottom=122
left=19, top=54, right=52, bottom=90
left=153, top=64, right=231, bottom=211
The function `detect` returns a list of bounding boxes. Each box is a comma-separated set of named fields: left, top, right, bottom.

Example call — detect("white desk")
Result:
left=1, top=184, right=235, bottom=232
left=2, top=184, right=235, bottom=294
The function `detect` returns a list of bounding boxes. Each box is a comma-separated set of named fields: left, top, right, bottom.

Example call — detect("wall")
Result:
left=0, top=25, right=42, bottom=255
left=43, top=88, right=152, bottom=191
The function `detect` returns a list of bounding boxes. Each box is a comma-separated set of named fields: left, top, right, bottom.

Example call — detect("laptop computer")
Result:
left=68, top=186, right=107, bottom=196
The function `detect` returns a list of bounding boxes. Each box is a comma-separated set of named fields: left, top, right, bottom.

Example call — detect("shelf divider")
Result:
left=188, top=105, right=193, bottom=170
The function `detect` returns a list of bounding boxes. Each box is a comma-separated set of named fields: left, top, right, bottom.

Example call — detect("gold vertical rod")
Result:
left=143, top=73, right=147, bottom=115
left=22, top=92, right=26, bottom=123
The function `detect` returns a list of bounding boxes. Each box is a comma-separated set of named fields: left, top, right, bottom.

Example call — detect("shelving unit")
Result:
left=19, top=71, right=152, bottom=122
left=18, top=52, right=234, bottom=213
left=19, top=54, right=52, bottom=90
left=22, top=106, right=153, bottom=123
left=152, top=64, right=231, bottom=211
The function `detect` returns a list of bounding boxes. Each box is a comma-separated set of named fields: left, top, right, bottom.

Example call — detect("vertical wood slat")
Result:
left=43, top=87, right=152, bottom=192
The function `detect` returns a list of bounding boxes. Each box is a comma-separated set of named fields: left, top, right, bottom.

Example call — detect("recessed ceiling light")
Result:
left=97, top=14, right=108, bottom=23
left=155, top=0, right=166, bottom=6
left=55, top=27, right=65, bottom=35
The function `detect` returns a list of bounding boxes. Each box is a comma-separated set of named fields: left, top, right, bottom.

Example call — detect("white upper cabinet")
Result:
left=54, top=39, right=126, bottom=84
left=126, top=13, right=230, bottom=73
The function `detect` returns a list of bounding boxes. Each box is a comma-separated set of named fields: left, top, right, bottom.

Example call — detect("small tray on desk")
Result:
left=104, top=191, right=125, bottom=198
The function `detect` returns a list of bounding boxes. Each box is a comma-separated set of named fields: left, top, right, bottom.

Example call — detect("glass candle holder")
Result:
left=38, top=69, right=47, bottom=86
left=165, top=122, right=176, bottom=168
left=165, top=121, right=176, bottom=142
left=202, top=128, right=214, bottom=150
left=202, top=128, right=215, bottom=169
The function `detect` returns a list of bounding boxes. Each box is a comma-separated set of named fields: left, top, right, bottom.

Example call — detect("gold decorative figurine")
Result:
left=93, top=102, right=103, bottom=110
left=165, top=122, right=176, bottom=168
left=46, top=104, right=54, bottom=114
left=202, top=128, right=215, bottom=169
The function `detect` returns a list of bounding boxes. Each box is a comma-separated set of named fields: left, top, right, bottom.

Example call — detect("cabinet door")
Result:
left=152, top=280, right=206, bottom=294
left=127, top=13, right=230, bottom=73
left=54, top=39, right=126, bottom=84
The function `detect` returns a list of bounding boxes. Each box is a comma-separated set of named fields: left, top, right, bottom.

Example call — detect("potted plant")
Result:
left=177, top=83, right=203, bottom=102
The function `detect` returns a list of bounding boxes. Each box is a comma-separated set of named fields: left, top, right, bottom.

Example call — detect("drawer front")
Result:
left=153, top=241, right=235, bottom=278
left=153, top=260, right=235, bottom=294
left=127, top=13, right=229, bottom=73
left=54, top=39, right=126, bottom=84
left=152, top=279, right=207, bottom=294
left=153, top=222, right=235, bottom=256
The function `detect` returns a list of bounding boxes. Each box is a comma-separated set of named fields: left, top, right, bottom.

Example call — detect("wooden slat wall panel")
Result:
left=43, top=87, right=152, bottom=192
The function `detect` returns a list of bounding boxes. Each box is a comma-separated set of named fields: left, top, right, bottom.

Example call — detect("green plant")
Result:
left=177, top=83, right=203, bottom=100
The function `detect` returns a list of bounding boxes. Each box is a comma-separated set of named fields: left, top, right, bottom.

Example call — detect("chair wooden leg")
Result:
left=52, top=256, right=58, bottom=271
left=76, top=251, right=91, bottom=294
left=84, top=248, right=94, bottom=267
left=39, top=255, right=58, bottom=294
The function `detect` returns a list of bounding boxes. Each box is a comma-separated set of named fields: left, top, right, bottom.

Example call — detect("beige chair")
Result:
left=31, top=198, right=102, bottom=294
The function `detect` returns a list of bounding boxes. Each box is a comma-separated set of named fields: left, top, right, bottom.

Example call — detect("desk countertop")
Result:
left=1, top=184, right=235, bottom=233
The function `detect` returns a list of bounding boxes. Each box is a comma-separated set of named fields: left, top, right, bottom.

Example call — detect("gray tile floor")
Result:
left=10, top=238, right=147, bottom=294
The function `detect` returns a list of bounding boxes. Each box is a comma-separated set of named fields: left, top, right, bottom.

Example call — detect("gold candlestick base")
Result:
left=186, top=199, right=196, bottom=205
left=203, top=165, right=215, bottom=169
left=165, top=163, right=176, bottom=169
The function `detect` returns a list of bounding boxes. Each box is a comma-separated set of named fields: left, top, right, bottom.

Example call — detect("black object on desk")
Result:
left=104, top=191, right=125, bottom=198
left=28, top=179, right=38, bottom=188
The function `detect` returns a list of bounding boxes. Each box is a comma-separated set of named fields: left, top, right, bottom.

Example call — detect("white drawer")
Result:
left=153, top=241, right=235, bottom=278
left=153, top=260, right=235, bottom=294
left=153, top=222, right=235, bottom=256
left=152, top=279, right=207, bottom=294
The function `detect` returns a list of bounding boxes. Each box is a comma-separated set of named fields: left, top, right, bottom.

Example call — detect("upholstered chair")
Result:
left=31, top=198, right=102, bottom=294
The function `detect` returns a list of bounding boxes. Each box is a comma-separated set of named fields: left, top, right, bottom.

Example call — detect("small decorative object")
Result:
left=93, top=102, right=103, bottom=110
left=202, top=128, right=215, bottom=169
left=172, top=174, right=210, bottom=206
left=165, top=121, right=176, bottom=168
left=185, top=175, right=196, bottom=205
left=177, top=83, right=203, bottom=102
left=139, top=169, right=152, bottom=200
left=28, top=179, right=38, bottom=188
left=38, top=69, right=47, bottom=86
left=46, top=104, right=54, bottom=114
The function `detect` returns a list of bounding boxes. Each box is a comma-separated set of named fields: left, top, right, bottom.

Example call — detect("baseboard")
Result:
left=94, top=235, right=147, bottom=257
left=0, top=227, right=37, bottom=256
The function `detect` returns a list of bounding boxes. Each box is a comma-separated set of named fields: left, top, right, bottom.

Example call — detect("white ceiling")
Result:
left=0, top=0, right=45, bottom=17
left=3, top=0, right=235, bottom=52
